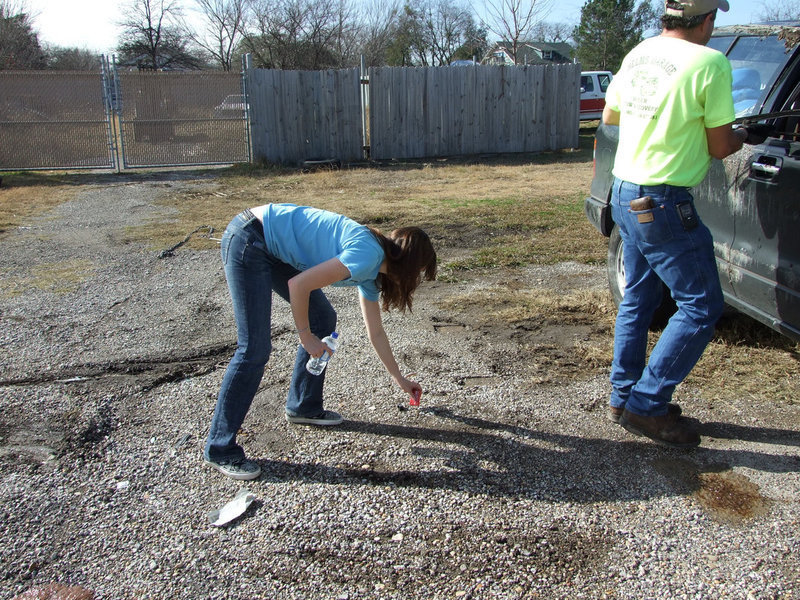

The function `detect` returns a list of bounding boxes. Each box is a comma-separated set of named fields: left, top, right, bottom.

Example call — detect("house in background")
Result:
left=482, top=41, right=574, bottom=66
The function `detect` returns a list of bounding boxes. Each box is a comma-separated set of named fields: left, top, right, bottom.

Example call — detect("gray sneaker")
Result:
left=204, top=457, right=262, bottom=480
left=285, top=410, right=343, bottom=426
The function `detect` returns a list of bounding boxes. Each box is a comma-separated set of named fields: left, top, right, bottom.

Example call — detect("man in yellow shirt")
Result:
left=602, top=0, right=769, bottom=448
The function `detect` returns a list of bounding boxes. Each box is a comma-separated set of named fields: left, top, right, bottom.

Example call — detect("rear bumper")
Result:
left=584, top=195, right=614, bottom=237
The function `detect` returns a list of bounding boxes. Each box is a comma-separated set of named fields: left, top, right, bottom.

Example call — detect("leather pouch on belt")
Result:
left=630, top=196, right=654, bottom=223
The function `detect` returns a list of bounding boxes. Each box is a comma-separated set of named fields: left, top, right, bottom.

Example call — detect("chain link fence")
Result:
left=116, top=70, right=250, bottom=168
left=0, top=66, right=251, bottom=171
left=0, top=71, right=115, bottom=170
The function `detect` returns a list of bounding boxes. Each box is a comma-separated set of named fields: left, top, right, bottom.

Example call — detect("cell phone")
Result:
left=676, top=201, right=699, bottom=230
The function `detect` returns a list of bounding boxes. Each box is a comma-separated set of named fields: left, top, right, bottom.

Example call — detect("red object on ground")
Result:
left=410, top=389, right=421, bottom=406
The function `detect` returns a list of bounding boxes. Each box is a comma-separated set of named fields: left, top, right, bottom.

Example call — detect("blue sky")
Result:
left=28, top=0, right=766, bottom=54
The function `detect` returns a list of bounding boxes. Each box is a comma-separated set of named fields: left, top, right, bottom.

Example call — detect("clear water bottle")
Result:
left=306, top=332, right=340, bottom=375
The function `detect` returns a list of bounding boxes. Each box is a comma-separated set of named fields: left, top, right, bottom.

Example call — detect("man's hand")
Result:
left=741, top=123, right=776, bottom=145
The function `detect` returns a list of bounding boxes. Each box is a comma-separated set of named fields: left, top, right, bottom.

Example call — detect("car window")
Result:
left=581, top=76, right=594, bottom=92
left=726, top=35, right=790, bottom=117
left=598, top=74, right=612, bottom=92
left=776, top=80, right=800, bottom=144
left=707, top=35, right=734, bottom=54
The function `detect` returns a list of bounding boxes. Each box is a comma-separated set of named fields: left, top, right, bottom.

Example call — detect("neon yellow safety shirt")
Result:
left=605, top=35, right=736, bottom=188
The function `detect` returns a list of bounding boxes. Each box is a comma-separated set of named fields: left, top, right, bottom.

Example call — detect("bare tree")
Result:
left=190, top=0, right=246, bottom=70
left=530, top=20, right=574, bottom=43
left=758, top=0, right=800, bottom=21
left=118, top=0, right=203, bottom=69
left=353, top=1, right=402, bottom=67
left=417, top=0, right=477, bottom=65
left=0, top=0, right=45, bottom=69
left=244, top=0, right=356, bottom=69
left=481, top=0, right=554, bottom=64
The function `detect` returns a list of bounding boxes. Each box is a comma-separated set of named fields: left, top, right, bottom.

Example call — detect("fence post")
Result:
left=360, top=55, right=369, bottom=160
left=242, top=53, right=253, bottom=163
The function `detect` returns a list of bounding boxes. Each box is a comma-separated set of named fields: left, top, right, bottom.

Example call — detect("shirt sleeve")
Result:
left=703, top=55, right=736, bottom=129
left=605, top=75, right=621, bottom=112
left=338, top=245, right=380, bottom=281
left=335, top=238, right=383, bottom=302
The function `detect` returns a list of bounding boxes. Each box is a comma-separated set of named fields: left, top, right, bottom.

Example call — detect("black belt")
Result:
left=241, top=208, right=256, bottom=221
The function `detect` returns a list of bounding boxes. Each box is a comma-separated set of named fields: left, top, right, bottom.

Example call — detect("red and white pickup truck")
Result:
left=580, top=71, right=613, bottom=120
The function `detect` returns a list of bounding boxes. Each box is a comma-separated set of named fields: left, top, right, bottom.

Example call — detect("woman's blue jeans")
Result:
left=204, top=211, right=337, bottom=462
left=610, top=179, right=724, bottom=417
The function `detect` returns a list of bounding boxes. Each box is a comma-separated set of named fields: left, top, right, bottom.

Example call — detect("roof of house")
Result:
left=485, top=40, right=574, bottom=65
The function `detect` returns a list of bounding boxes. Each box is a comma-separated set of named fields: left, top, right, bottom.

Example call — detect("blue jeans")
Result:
left=204, top=211, right=337, bottom=462
left=610, top=179, right=723, bottom=417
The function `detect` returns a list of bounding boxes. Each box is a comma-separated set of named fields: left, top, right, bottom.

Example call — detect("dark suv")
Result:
left=584, top=24, right=800, bottom=342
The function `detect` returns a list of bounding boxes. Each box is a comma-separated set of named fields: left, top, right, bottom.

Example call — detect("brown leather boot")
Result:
left=608, top=402, right=682, bottom=424
left=619, top=409, right=700, bottom=448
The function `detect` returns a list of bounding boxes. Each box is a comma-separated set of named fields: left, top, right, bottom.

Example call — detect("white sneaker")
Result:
left=204, top=457, right=262, bottom=480
left=285, top=410, right=343, bottom=426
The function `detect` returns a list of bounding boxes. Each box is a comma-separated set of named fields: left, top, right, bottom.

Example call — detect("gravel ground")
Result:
left=1, top=173, right=798, bottom=600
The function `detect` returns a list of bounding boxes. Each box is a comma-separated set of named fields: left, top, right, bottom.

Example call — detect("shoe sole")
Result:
left=285, top=414, right=343, bottom=426
left=619, top=417, right=700, bottom=449
left=203, top=460, right=262, bottom=480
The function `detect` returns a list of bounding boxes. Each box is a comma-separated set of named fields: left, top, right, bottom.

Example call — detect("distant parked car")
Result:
left=213, top=94, right=248, bottom=116
left=580, top=71, right=613, bottom=120
left=584, top=24, right=800, bottom=341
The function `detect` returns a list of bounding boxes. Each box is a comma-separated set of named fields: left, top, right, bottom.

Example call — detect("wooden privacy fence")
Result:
left=246, top=68, right=363, bottom=165
left=368, top=63, right=580, bottom=160
left=246, top=63, right=581, bottom=165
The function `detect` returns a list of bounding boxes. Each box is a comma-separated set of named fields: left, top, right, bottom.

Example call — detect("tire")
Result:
left=606, top=225, right=675, bottom=329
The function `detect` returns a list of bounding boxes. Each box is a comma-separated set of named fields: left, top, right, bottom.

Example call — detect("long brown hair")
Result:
left=369, top=226, right=437, bottom=312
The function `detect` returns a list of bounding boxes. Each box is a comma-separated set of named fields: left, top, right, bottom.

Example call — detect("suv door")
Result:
left=728, top=66, right=800, bottom=339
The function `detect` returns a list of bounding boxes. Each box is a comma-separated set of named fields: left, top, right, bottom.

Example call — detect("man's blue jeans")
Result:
left=204, top=211, right=337, bottom=462
left=610, top=178, right=723, bottom=417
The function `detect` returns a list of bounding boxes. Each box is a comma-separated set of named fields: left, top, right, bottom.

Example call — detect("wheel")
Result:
left=606, top=225, right=675, bottom=329
left=607, top=226, right=626, bottom=308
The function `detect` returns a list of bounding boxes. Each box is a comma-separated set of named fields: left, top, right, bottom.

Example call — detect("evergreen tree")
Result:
left=572, top=0, right=657, bottom=72
left=0, top=2, right=45, bottom=69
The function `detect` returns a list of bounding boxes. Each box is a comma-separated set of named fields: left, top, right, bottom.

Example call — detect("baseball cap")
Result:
left=665, top=0, right=730, bottom=17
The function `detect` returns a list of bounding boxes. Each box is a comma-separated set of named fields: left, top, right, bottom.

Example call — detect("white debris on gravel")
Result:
left=0, top=174, right=798, bottom=599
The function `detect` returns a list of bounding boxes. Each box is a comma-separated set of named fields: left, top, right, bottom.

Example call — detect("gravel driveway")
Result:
left=1, top=173, right=798, bottom=600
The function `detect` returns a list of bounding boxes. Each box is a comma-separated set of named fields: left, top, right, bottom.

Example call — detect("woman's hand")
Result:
left=395, top=375, right=421, bottom=397
left=299, top=330, right=333, bottom=359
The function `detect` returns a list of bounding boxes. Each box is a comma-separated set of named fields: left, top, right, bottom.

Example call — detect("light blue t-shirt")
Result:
left=252, top=203, right=384, bottom=301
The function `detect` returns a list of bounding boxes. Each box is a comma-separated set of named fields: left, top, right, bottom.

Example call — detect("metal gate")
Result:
left=111, top=63, right=251, bottom=168
left=0, top=61, right=251, bottom=171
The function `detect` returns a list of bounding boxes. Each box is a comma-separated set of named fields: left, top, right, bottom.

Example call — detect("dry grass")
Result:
left=121, top=150, right=604, bottom=271
left=0, top=172, right=83, bottom=233
left=1, top=259, right=96, bottom=298
left=439, top=287, right=616, bottom=326
left=694, top=315, right=799, bottom=405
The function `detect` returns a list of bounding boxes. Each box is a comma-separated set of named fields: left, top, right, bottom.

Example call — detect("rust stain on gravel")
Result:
left=696, top=471, right=771, bottom=523
left=652, top=458, right=771, bottom=523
